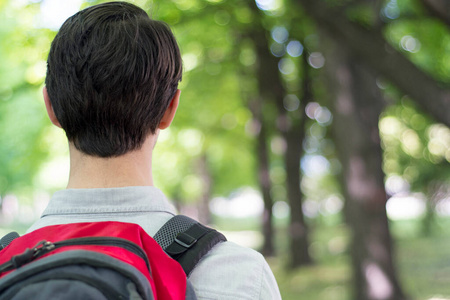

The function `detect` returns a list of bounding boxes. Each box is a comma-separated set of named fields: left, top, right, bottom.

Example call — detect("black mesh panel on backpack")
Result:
left=153, top=215, right=195, bottom=249
left=153, top=215, right=227, bottom=276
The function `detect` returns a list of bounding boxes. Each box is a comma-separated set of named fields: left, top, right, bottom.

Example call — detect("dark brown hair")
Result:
left=45, top=1, right=182, bottom=157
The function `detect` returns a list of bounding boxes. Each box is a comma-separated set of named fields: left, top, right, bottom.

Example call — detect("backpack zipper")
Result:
left=0, top=237, right=150, bottom=274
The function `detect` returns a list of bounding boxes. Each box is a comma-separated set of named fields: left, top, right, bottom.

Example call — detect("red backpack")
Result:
left=0, top=215, right=226, bottom=300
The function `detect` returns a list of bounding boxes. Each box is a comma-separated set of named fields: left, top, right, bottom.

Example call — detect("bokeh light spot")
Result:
left=306, top=102, right=320, bottom=120
left=271, top=26, right=289, bottom=43
left=214, top=10, right=231, bottom=26
left=283, top=94, right=300, bottom=111
left=308, top=52, right=325, bottom=69
left=270, top=42, right=286, bottom=57
left=182, top=53, right=198, bottom=72
left=286, top=40, right=303, bottom=57
left=278, top=58, right=295, bottom=75
left=400, top=35, right=421, bottom=53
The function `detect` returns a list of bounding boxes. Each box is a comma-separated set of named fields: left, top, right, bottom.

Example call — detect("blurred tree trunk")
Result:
left=257, top=111, right=275, bottom=257
left=197, top=154, right=212, bottom=225
left=422, top=182, right=448, bottom=236
left=323, top=39, right=408, bottom=300
left=235, top=13, right=276, bottom=256
left=249, top=2, right=312, bottom=264
left=283, top=52, right=313, bottom=267
left=297, top=0, right=450, bottom=127
left=420, top=0, right=450, bottom=26
left=249, top=98, right=275, bottom=256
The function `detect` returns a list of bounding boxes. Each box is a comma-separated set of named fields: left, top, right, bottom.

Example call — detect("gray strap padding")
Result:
left=0, top=232, right=20, bottom=250
left=153, top=215, right=227, bottom=276
left=153, top=215, right=198, bottom=250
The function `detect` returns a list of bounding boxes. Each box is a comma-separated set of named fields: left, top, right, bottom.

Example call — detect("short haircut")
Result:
left=45, top=1, right=182, bottom=157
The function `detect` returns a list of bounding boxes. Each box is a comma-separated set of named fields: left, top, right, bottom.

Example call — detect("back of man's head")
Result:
left=45, top=1, right=182, bottom=157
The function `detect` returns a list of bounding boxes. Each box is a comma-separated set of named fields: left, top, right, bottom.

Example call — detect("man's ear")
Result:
left=158, top=89, right=180, bottom=130
left=43, top=86, right=62, bottom=128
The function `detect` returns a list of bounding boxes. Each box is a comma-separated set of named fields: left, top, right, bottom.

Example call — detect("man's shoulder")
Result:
left=189, top=240, right=281, bottom=300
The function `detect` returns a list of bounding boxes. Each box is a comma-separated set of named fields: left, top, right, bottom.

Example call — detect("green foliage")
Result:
left=0, top=0, right=445, bottom=218
left=0, top=1, right=54, bottom=195
left=380, top=100, right=450, bottom=193
left=386, top=14, right=450, bottom=82
left=0, top=0, right=449, bottom=297
left=376, top=0, right=450, bottom=197
left=150, top=0, right=258, bottom=201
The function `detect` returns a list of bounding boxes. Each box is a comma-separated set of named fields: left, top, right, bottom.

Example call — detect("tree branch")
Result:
left=420, top=0, right=450, bottom=28
left=297, top=0, right=450, bottom=127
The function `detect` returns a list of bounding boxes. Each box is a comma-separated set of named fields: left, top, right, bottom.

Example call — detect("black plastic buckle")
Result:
left=174, top=232, right=197, bottom=248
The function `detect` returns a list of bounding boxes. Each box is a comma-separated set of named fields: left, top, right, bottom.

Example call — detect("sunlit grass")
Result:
left=268, top=253, right=350, bottom=300
left=394, top=218, right=450, bottom=300
left=266, top=217, right=450, bottom=300
left=215, top=215, right=450, bottom=300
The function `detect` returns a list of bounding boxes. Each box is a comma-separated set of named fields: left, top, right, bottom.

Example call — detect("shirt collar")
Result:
left=42, top=186, right=176, bottom=217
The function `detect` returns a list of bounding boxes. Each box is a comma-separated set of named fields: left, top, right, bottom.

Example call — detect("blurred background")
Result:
left=0, top=0, right=449, bottom=299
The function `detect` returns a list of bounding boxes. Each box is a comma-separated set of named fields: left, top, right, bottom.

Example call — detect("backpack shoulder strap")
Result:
left=153, top=215, right=226, bottom=276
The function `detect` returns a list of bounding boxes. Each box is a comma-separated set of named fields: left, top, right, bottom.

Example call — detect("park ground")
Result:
left=215, top=215, right=450, bottom=300
left=1, top=215, right=449, bottom=300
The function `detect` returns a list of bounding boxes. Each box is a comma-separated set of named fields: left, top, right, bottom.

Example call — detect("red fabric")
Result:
left=0, top=222, right=187, bottom=300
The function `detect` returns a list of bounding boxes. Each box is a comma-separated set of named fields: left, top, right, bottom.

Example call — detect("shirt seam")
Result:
left=41, top=210, right=176, bottom=218
left=42, top=207, right=174, bottom=213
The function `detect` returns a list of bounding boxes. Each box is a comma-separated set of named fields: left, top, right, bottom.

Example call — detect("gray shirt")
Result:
left=27, top=186, right=282, bottom=300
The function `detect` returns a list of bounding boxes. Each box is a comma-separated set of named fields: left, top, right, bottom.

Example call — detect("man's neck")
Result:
left=66, top=136, right=156, bottom=189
